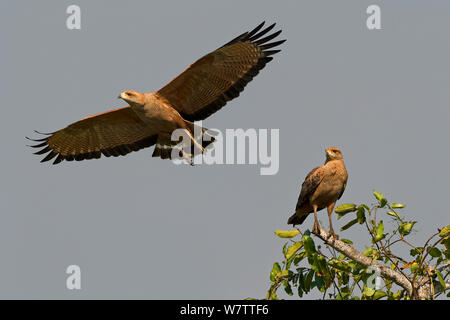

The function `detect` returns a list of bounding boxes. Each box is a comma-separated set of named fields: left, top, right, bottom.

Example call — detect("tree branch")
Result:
left=417, top=261, right=450, bottom=297
left=312, top=227, right=415, bottom=297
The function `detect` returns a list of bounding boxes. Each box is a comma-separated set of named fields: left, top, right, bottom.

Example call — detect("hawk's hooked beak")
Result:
left=118, top=92, right=129, bottom=100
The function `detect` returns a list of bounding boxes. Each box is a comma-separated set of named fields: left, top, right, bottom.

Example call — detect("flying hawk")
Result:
left=287, top=147, right=348, bottom=239
left=28, top=22, right=285, bottom=164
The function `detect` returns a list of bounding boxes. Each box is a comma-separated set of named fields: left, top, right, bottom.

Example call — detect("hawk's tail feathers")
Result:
left=287, top=211, right=309, bottom=226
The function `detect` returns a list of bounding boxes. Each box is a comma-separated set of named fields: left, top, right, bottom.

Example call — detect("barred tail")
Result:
left=287, top=211, right=309, bottom=226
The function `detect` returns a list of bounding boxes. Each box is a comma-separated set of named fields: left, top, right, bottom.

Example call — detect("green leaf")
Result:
left=304, top=269, right=314, bottom=292
left=297, top=273, right=304, bottom=297
left=286, top=254, right=295, bottom=270
left=442, top=237, right=450, bottom=249
left=297, top=287, right=303, bottom=298
left=373, top=190, right=388, bottom=208
left=308, top=254, right=319, bottom=273
left=373, top=221, right=385, bottom=242
left=385, top=279, right=392, bottom=291
left=427, top=247, right=442, bottom=259
left=336, top=291, right=350, bottom=300
left=363, top=286, right=375, bottom=297
left=328, top=260, right=351, bottom=273
left=373, top=290, right=387, bottom=300
left=340, top=218, right=359, bottom=231
left=335, top=204, right=357, bottom=218
left=302, top=234, right=316, bottom=254
left=373, top=190, right=384, bottom=201
left=340, top=238, right=353, bottom=245
left=399, top=221, right=416, bottom=236
left=392, top=290, right=403, bottom=300
left=283, top=280, right=293, bottom=296
left=363, top=248, right=377, bottom=257
left=314, top=273, right=326, bottom=292
left=294, top=251, right=306, bottom=265
left=275, top=229, right=300, bottom=238
left=391, top=203, right=406, bottom=209
left=440, top=225, right=450, bottom=238
left=436, top=271, right=446, bottom=291
left=276, top=270, right=290, bottom=279
left=270, top=263, right=281, bottom=281
left=386, top=211, right=400, bottom=219
left=410, top=262, right=419, bottom=273
left=282, top=242, right=288, bottom=255
left=316, top=255, right=328, bottom=276
left=356, top=206, right=366, bottom=224
left=285, top=241, right=303, bottom=260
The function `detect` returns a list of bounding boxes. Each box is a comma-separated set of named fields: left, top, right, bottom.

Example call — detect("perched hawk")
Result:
left=28, top=22, right=285, bottom=164
left=287, top=147, right=348, bottom=239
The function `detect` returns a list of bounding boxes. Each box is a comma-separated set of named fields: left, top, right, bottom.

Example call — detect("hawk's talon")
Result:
left=327, top=230, right=339, bottom=240
left=312, top=223, right=320, bottom=235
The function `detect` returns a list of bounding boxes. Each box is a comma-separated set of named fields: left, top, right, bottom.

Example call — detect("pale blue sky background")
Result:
left=1, top=0, right=449, bottom=299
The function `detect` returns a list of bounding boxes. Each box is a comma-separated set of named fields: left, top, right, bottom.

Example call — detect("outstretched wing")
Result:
left=295, top=166, right=325, bottom=211
left=28, top=107, right=157, bottom=165
left=156, top=22, right=286, bottom=121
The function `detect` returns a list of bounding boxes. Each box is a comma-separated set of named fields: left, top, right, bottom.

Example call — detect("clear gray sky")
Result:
left=1, top=0, right=449, bottom=299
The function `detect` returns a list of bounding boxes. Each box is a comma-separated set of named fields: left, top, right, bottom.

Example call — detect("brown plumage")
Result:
left=27, top=22, right=285, bottom=164
left=287, top=147, right=348, bottom=239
